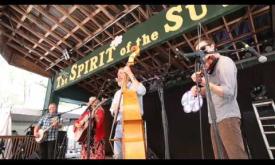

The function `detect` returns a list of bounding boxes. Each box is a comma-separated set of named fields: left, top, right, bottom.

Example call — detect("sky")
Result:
left=0, top=55, right=48, bottom=110
left=0, top=55, right=86, bottom=115
left=0, top=55, right=83, bottom=150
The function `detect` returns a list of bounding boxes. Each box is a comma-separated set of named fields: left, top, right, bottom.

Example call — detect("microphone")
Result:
left=39, top=108, right=48, bottom=111
left=241, top=42, right=267, bottom=63
left=175, top=48, right=191, bottom=63
left=79, top=103, right=88, bottom=107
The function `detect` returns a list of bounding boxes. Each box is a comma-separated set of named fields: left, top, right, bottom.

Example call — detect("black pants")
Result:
left=39, top=140, right=56, bottom=159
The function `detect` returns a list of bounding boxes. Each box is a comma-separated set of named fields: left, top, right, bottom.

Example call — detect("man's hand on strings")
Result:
left=190, top=85, right=201, bottom=97
left=34, top=131, right=40, bottom=138
left=191, top=71, right=206, bottom=86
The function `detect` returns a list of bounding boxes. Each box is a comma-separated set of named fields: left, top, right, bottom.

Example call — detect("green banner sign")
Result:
left=53, top=5, right=246, bottom=91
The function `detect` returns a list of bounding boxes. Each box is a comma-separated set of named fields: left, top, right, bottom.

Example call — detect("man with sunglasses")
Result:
left=189, top=38, right=248, bottom=159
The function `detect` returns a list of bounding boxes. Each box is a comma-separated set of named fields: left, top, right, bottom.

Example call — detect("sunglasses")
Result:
left=199, top=44, right=211, bottom=51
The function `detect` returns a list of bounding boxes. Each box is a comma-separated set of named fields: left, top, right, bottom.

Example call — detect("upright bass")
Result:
left=109, top=45, right=146, bottom=159
left=121, top=45, right=146, bottom=159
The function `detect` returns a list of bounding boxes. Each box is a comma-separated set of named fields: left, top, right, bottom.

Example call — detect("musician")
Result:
left=189, top=37, right=248, bottom=159
left=109, top=65, right=146, bottom=159
left=74, top=96, right=105, bottom=159
left=34, top=103, right=60, bottom=159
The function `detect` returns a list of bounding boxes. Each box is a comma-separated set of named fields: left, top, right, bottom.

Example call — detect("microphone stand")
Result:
left=24, top=109, right=48, bottom=135
left=183, top=48, right=246, bottom=59
left=86, top=79, right=110, bottom=159
left=53, top=106, right=83, bottom=159
left=155, top=78, right=170, bottom=159
left=194, top=50, right=225, bottom=159
left=194, top=59, right=205, bottom=159
left=108, top=91, right=122, bottom=156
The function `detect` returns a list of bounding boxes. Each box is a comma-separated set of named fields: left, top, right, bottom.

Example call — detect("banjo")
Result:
left=35, top=116, right=59, bottom=143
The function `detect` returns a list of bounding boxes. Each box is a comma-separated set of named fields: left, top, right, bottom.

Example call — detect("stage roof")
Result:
left=0, top=5, right=274, bottom=97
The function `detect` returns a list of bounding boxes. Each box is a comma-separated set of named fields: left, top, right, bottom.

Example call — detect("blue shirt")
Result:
left=37, top=113, right=59, bottom=141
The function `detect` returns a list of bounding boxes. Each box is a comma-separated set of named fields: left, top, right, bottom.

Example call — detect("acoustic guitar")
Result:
left=74, top=99, right=107, bottom=142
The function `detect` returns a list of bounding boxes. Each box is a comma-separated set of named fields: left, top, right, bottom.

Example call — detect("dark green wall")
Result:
left=55, top=84, right=92, bottom=103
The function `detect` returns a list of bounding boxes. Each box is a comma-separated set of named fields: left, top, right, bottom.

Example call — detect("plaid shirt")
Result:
left=37, top=113, right=59, bottom=141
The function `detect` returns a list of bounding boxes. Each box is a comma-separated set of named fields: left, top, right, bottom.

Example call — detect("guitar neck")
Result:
left=44, top=125, right=54, bottom=132
left=43, top=118, right=59, bottom=132
left=83, top=99, right=107, bottom=121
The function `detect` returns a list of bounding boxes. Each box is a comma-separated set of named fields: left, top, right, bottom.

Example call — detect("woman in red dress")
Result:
left=74, top=97, right=105, bottom=159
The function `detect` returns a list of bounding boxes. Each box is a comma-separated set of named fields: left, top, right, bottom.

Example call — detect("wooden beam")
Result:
left=4, top=13, right=71, bottom=66
left=10, top=53, right=52, bottom=77
left=7, top=5, right=33, bottom=43
left=0, top=20, right=65, bottom=69
left=108, top=5, right=122, bottom=15
left=166, top=41, right=189, bottom=68
left=6, top=43, right=53, bottom=77
left=216, top=25, right=271, bottom=48
left=144, top=50, right=162, bottom=67
left=97, top=5, right=127, bottom=32
left=10, top=5, right=85, bottom=58
left=6, top=41, right=52, bottom=71
left=248, top=6, right=260, bottom=54
left=75, top=5, right=139, bottom=50
left=53, top=5, right=104, bottom=50
left=222, top=16, right=240, bottom=60
left=93, top=5, right=117, bottom=39
left=137, top=6, right=149, bottom=19
left=3, top=32, right=48, bottom=62
left=73, top=5, right=109, bottom=49
left=173, top=6, right=270, bottom=49
left=155, top=46, right=186, bottom=70
left=33, top=5, right=82, bottom=43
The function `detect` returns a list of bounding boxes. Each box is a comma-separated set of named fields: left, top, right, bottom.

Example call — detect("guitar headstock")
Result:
left=127, top=45, right=140, bottom=66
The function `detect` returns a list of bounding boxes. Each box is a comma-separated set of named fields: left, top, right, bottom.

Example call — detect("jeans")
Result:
left=113, top=123, right=122, bottom=159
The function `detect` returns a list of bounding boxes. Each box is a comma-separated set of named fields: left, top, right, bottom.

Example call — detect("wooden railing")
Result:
left=0, top=135, right=39, bottom=159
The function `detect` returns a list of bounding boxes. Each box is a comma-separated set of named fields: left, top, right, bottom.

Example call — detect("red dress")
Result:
left=74, top=107, right=105, bottom=159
